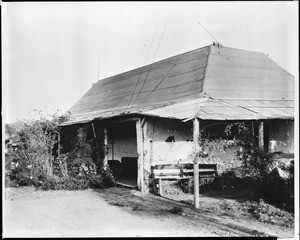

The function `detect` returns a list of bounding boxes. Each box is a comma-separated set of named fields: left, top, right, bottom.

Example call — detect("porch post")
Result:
left=193, top=117, right=200, bottom=209
left=258, top=121, right=264, bottom=150
left=136, top=118, right=144, bottom=192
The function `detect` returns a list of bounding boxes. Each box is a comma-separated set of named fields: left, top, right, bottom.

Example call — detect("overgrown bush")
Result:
left=5, top=110, right=116, bottom=191
left=5, top=110, right=70, bottom=186
left=220, top=122, right=294, bottom=212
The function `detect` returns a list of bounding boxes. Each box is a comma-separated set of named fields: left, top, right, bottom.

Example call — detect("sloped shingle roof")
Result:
left=61, top=44, right=294, bottom=126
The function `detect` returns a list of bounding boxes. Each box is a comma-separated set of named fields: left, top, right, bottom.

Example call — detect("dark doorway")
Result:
left=107, top=121, right=138, bottom=188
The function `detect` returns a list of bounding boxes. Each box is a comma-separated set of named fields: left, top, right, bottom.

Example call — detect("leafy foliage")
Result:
left=220, top=122, right=294, bottom=212
left=189, top=121, right=294, bottom=212
left=5, top=110, right=115, bottom=190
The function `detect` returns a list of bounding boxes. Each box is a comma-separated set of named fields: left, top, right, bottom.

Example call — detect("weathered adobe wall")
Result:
left=269, top=120, right=294, bottom=154
left=145, top=119, right=241, bottom=174
left=151, top=118, right=194, bottom=165
left=198, top=121, right=242, bottom=173
left=197, top=139, right=242, bottom=173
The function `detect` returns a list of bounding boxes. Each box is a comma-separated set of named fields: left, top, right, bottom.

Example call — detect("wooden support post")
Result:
left=91, top=123, right=97, bottom=138
left=103, top=127, right=108, bottom=168
left=258, top=121, right=264, bottom=150
left=158, top=179, right=162, bottom=196
left=193, top=118, right=200, bottom=209
left=136, top=118, right=144, bottom=193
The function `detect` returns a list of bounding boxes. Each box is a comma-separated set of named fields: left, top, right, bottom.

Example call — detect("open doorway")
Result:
left=106, top=121, right=138, bottom=188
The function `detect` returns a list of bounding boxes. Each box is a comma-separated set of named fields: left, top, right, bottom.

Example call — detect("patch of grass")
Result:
left=169, top=206, right=183, bottom=215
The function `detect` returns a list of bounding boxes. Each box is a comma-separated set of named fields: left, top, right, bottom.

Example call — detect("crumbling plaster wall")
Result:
left=198, top=121, right=242, bottom=173
left=269, top=120, right=294, bottom=154
left=144, top=118, right=241, bottom=175
left=151, top=118, right=194, bottom=165
left=141, top=118, right=194, bottom=193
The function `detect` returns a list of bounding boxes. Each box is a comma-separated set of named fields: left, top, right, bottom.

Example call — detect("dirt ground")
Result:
left=4, top=186, right=295, bottom=237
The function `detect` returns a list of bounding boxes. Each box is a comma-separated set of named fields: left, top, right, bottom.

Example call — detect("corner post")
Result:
left=136, top=118, right=145, bottom=193
left=193, top=118, right=200, bottom=209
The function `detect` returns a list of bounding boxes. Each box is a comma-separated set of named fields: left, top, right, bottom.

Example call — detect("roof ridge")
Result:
left=261, top=52, right=295, bottom=78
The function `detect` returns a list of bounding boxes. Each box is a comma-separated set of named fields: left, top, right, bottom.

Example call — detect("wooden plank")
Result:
left=155, top=176, right=191, bottom=180
left=183, top=169, right=217, bottom=173
left=152, top=164, right=181, bottom=170
left=153, top=169, right=182, bottom=175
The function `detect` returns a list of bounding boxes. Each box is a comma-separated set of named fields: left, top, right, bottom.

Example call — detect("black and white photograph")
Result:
left=2, top=1, right=299, bottom=238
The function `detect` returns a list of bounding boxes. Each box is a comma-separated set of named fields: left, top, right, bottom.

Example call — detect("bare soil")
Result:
left=160, top=181, right=294, bottom=238
left=4, top=186, right=294, bottom=237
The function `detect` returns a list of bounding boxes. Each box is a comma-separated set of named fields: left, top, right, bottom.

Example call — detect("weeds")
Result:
left=169, top=206, right=184, bottom=215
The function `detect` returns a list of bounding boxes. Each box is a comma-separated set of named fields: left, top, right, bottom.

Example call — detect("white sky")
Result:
left=2, top=1, right=299, bottom=123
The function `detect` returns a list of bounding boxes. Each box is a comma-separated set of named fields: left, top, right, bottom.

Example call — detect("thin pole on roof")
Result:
left=197, top=20, right=220, bottom=45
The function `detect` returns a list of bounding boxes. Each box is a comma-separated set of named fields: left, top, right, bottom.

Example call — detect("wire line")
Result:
left=126, top=21, right=160, bottom=108
left=145, top=52, right=185, bottom=100
left=131, top=17, right=169, bottom=108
